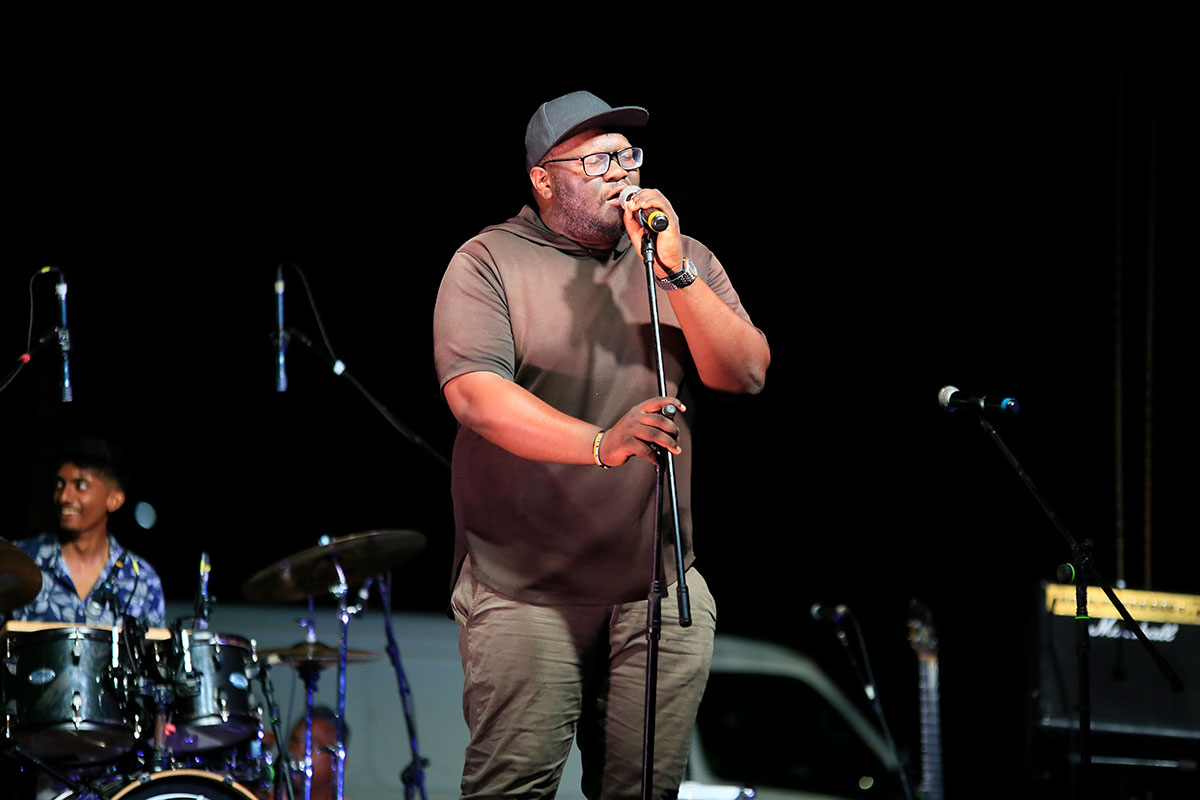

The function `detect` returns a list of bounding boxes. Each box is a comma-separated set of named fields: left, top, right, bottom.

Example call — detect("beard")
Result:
left=547, top=178, right=627, bottom=246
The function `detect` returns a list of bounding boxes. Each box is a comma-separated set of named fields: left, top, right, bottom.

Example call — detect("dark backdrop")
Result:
left=9, top=5, right=1197, bottom=794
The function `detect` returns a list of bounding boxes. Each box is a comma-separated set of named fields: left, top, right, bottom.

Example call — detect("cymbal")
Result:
left=260, top=640, right=379, bottom=670
left=1, top=538, right=42, bottom=613
left=243, top=529, right=427, bottom=603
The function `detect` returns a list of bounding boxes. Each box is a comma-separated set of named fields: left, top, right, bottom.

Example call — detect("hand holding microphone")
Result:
left=620, top=185, right=670, bottom=233
left=620, top=185, right=686, bottom=279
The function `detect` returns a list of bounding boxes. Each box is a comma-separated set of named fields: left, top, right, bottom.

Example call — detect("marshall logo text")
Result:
left=1088, top=617, right=1180, bottom=642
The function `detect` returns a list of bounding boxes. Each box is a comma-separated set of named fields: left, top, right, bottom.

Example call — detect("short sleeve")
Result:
left=433, top=242, right=517, bottom=391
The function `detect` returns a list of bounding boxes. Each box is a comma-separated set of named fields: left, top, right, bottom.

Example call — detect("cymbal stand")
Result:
left=330, top=559, right=353, bottom=800
left=298, top=599, right=320, bottom=800
left=373, top=571, right=428, bottom=800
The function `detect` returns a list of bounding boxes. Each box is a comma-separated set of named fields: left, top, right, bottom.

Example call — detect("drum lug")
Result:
left=219, top=691, right=230, bottom=723
left=72, top=691, right=84, bottom=729
left=246, top=641, right=260, bottom=680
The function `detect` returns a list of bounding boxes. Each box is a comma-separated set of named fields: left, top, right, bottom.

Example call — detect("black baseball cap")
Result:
left=525, top=91, right=648, bottom=173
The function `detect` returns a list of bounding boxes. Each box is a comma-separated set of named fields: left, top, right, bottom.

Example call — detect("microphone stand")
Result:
left=958, top=405, right=1184, bottom=800
left=636, top=229, right=691, bottom=800
left=373, top=572, right=429, bottom=800
left=819, top=609, right=913, bottom=800
left=255, top=661, right=296, bottom=800
left=282, top=326, right=450, bottom=470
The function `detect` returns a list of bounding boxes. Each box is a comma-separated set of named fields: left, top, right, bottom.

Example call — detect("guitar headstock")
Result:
left=908, top=598, right=940, bottom=660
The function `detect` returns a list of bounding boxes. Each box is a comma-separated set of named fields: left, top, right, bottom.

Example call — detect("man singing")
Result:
left=433, top=90, right=769, bottom=798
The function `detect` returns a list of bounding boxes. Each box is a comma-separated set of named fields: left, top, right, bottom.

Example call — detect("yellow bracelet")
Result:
left=593, top=429, right=611, bottom=469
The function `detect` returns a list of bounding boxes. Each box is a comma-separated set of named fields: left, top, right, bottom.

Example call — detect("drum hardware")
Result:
left=241, top=530, right=426, bottom=603
left=252, top=657, right=294, bottom=800
left=1, top=549, right=280, bottom=800
left=259, top=641, right=377, bottom=670
left=1, top=624, right=141, bottom=764
left=4, top=743, right=108, bottom=800
left=243, top=530, right=430, bottom=800
left=47, top=768, right=259, bottom=800
left=164, top=629, right=259, bottom=754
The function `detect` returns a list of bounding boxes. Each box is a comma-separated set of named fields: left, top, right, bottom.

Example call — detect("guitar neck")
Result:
left=916, top=653, right=944, bottom=800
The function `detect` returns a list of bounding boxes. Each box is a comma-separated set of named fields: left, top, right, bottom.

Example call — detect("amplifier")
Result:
left=1035, top=582, right=1200, bottom=740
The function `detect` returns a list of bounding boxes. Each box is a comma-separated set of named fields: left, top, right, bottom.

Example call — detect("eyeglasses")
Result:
left=539, top=146, right=643, bottom=177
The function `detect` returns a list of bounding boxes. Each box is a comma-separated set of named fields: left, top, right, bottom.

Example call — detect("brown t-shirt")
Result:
left=433, top=206, right=757, bottom=605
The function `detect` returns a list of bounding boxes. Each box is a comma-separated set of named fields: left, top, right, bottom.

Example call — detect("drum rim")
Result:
left=9, top=625, right=124, bottom=642
left=183, top=631, right=254, bottom=649
left=107, top=769, right=257, bottom=800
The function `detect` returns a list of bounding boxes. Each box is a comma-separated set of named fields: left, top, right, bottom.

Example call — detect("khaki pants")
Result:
left=451, top=556, right=716, bottom=800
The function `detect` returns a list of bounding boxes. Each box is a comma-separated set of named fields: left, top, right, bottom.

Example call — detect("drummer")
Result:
left=287, top=706, right=349, bottom=800
left=257, top=706, right=350, bottom=800
left=4, top=437, right=165, bottom=627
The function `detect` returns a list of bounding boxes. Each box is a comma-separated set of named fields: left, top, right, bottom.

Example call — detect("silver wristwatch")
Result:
left=657, top=257, right=698, bottom=291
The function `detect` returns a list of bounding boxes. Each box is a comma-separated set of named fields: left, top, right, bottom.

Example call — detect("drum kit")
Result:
left=2, top=530, right=429, bottom=800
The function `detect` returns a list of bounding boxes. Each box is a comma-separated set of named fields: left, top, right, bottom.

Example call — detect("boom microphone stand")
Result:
left=950, top=397, right=1183, bottom=800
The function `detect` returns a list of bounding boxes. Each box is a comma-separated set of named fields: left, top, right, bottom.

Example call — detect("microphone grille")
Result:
left=937, top=385, right=959, bottom=409
left=618, top=184, right=641, bottom=206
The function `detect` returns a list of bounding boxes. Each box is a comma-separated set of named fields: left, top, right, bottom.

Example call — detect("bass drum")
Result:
left=53, top=770, right=258, bottom=800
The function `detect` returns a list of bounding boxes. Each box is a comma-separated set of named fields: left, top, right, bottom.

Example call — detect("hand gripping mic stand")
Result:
left=952, top=400, right=1184, bottom=800
left=636, top=228, right=692, bottom=800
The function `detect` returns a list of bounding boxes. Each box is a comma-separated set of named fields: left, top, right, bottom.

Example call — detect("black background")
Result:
left=9, top=5, right=1198, bottom=794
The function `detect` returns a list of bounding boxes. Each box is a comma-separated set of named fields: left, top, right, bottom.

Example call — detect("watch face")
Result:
left=659, top=260, right=697, bottom=291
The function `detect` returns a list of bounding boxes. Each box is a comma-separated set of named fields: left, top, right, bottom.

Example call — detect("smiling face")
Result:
left=54, top=463, right=125, bottom=542
left=530, top=128, right=640, bottom=248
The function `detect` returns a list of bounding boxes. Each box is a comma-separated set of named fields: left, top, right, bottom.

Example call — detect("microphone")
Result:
left=194, top=551, right=212, bottom=630
left=810, top=603, right=851, bottom=623
left=938, top=385, right=1020, bottom=415
left=619, top=185, right=669, bottom=232
left=275, top=265, right=288, bottom=392
left=87, top=552, right=127, bottom=619
left=53, top=269, right=72, bottom=402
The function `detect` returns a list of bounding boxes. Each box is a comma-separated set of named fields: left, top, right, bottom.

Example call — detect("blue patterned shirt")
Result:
left=7, top=532, right=166, bottom=627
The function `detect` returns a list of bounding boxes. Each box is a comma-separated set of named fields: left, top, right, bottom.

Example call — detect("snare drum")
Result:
left=2, top=624, right=136, bottom=763
left=170, top=631, right=260, bottom=752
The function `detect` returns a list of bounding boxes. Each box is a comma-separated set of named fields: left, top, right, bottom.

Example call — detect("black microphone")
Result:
left=938, top=385, right=1020, bottom=415
left=53, top=269, right=72, bottom=402
left=275, top=265, right=288, bottom=392
left=87, top=551, right=127, bottom=618
left=619, top=185, right=669, bottom=232
left=274, top=267, right=289, bottom=393
left=810, top=603, right=851, bottom=623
